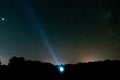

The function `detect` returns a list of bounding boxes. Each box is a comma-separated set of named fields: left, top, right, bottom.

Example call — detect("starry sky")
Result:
left=0, top=0, right=120, bottom=64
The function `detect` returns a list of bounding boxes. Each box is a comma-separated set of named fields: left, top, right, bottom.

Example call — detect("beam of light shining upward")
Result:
left=17, top=0, right=60, bottom=65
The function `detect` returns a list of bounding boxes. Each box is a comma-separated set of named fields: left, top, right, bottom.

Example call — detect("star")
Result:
left=1, top=17, right=5, bottom=21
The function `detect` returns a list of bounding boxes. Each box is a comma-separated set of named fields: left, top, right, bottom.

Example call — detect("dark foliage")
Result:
left=0, top=57, right=120, bottom=79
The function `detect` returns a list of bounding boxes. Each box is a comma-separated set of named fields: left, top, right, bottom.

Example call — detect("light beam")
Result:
left=17, top=0, right=60, bottom=66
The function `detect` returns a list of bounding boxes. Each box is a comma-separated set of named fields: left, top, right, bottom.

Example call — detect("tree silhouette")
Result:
left=8, top=56, right=25, bottom=66
left=0, top=56, right=119, bottom=79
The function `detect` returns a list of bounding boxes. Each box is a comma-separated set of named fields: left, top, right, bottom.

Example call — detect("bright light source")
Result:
left=1, top=17, right=5, bottom=21
left=58, top=66, right=65, bottom=73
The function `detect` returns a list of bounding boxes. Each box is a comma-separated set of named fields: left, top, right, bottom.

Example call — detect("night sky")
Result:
left=0, top=0, right=120, bottom=64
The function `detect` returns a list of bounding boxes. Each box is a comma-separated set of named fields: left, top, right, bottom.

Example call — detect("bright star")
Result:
left=1, top=17, right=5, bottom=21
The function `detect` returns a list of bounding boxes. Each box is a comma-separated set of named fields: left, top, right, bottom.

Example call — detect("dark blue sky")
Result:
left=0, top=0, right=120, bottom=64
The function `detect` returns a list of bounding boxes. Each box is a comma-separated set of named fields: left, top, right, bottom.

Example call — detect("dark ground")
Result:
left=0, top=56, right=120, bottom=79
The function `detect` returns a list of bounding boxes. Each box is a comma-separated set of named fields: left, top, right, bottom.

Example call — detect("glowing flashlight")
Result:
left=58, top=65, right=65, bottom=73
